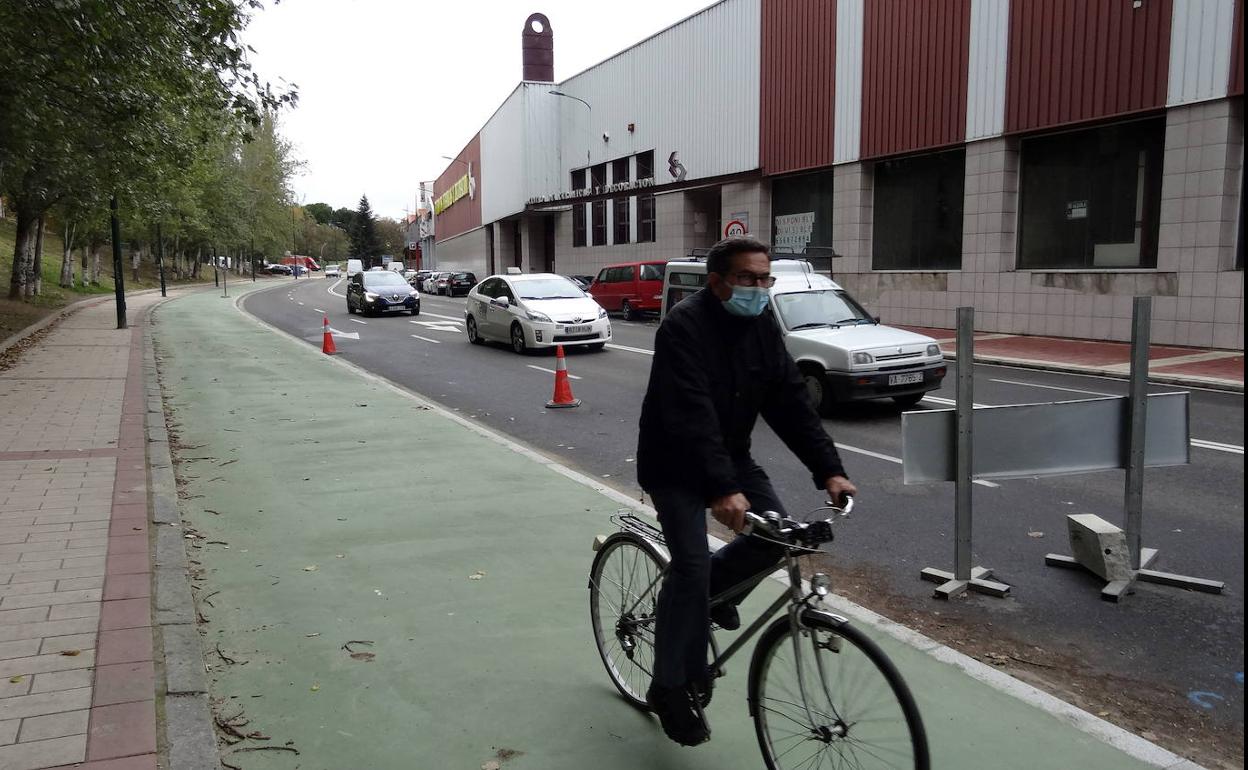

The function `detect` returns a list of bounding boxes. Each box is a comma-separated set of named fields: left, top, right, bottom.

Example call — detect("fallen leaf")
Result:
left=468, top=570, right=486, bottom=581
left=59, top=650, right=81, bottom=657
left=349, top=652, right=375, bottom=662
left=1097, top=710, right=1110, bottom=717
left=9, top=675, right=22, bottom=683
left=305, top=633, right=320, bottom=638
left=1141, top=730, right=1158, bottom=741
left=310, top=682, right=320, bottom=692
left=335, top=554, right=345, bottom=559
left=303, top=565, right=318, bottom=572
left=482, top=762, right=501, bottom=770
left=1027, top=531, right=1044, bottom=538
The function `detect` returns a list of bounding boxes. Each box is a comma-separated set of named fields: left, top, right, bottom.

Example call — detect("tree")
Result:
left=348, top=196, right=382, bottom=259
left=304, top=202, right=333, bottom=225
left=375, top=217, right=406, bottom=259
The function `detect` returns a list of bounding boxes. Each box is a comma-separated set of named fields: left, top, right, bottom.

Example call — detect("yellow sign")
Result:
left=434, top=174, right=471, bottom=215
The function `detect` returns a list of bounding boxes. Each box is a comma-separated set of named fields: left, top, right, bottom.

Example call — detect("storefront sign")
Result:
left=1065, top=200, right=1088, bottom=220
left=526, top=177, right=654, bottom=206
left=434, top=173, right=473, bottom=215
left=774, top=212, right=815, bottom=252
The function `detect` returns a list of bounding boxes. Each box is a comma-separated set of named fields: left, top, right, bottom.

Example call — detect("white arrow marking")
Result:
left=411, top=334, right=442, bottom=344
left=349, top=318, right=367, bottom=325
left=326, top=327, right=360, bottom=340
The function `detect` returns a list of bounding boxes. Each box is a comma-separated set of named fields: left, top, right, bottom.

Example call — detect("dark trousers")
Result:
left=647, top=463, right=788, bottom=689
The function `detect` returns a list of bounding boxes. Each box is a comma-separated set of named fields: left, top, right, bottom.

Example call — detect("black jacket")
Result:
left=637, top=287, right=846, bottom=499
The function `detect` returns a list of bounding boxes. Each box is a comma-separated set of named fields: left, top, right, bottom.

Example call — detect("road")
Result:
left=245, top=275, right=1245, bottom=743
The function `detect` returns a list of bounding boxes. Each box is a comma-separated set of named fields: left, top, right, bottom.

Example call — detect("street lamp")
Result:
left=549, top=91, right=593, bottom=165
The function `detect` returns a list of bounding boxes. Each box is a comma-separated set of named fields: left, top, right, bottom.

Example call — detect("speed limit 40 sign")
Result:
left=723, top=219, right=747, bottom=237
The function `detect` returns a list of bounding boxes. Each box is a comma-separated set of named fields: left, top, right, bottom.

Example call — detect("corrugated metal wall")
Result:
left=432, top=134, right=482, bottom=240
left=1167, top=0, right=1237, bottom=105
left=860, top=0, right=972, bottom=159
left=965, top=0, right=1011, bottom=140
left=556, top=0, right=760, bottom=185
left=1006, top=0, right=1173, bottom=133
left=1231, top=0, right=1244, bottom=94
left=833, top=0, right=864, bottom=163
left=480, top=87, right=526, bottom=225
left=759, top=0, right=836, bottom=175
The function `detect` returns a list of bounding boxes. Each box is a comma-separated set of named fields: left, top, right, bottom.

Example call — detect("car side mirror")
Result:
left=873, top=315, right=881, bottom=324
left=492, top=296, right=510, bottom=308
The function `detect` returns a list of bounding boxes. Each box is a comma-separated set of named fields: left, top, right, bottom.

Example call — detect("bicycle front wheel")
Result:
left=749, top=612, right=929, bottom=770
left=588, top=532, right=667, bottom=710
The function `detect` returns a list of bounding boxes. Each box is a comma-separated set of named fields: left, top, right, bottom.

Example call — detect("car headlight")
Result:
left=852, top=352, right=873, bottom=365
left=597, top=307, right=608, bottom=319
left=409, top=290, right=419, bottom=297
left=926, top=344, right=941, bottom=357
left=364, top=292, right=378, bottom=301
left=526, top=309, right=552, bottom=323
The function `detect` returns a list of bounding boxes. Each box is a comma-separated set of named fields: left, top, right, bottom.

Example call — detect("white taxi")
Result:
left=465, top=273, right=611, bottom=354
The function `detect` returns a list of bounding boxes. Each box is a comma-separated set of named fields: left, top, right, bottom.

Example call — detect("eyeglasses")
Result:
left=730, top=271, right=775, bottom=288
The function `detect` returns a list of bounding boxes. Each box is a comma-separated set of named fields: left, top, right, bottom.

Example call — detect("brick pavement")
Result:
left=0, top=297, right=166, bottom=770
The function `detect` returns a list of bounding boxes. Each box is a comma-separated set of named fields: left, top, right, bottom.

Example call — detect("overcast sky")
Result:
left=243, top=0, right=715, bottom=221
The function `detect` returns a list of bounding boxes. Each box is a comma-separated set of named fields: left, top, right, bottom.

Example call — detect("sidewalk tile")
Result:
left=102, top=574, right=149, bottom=601
left=91, top=663, right=154, bottom=707
left=0, top=734, right=85, bottom=769
left=31, top=669, right=93, bottom=694
left=96, top=629, right=151, bottom=666
left=0, top=589, right=101, bottom=610
left=46, top=754, right=157, bottom=770
left=0, top=581, right=56, bottom=599
left=48, top=602, right=100, bottom=621
left=0, top=640, right=41, bottom=661
left=17, top=709, right=88, bottom=742
left=107, top=518, right=146, bottom=538
left=0, top=607, right=50, bottom=625
left=103, top=555, right=149, bottom=577
left=38, top=633, right=95, bottom=655
left=0, top=718, right=16, bottom=745
left=86, top=700, right=155, bottom=760
left=1, top=675, right=32, bottom=698
left=0, top=687, right=92, bottom=721
left=98, top=599, right=150, bottom=631
left=104, top=536, right=145, bottom=556
left=56, top=577, right=103, bottom=591
left=10, top=566, right=106, bottom=585
left=0, top=650, right=95, bottom=679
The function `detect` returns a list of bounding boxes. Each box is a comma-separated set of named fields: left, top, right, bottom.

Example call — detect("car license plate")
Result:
left=564, top=325, right=591, bottom=334
left=889, top=372, right=923, bottom=386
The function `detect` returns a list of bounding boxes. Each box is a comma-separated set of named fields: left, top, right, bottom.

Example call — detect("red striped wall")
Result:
left=759, top=0, right=837, bottom=175
left=1005, top=0, right=1172, bottom=133
left=860, top=0, right=972, bottom=159
left=1231, top=0, right=1244, bottom=95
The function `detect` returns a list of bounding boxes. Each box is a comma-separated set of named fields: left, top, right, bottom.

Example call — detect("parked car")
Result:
left=411, top=270, right=433, bottom=289
left=564, top=275, right=593, bottom=291
left=266, top=264, right=293, bottom=275
left=346, top=270, right=421, bottom=316
left=444, top=271, right=477, bottom=297
left=403, top=269, right=418, bottom=281
left=465, top=273, right=610, bottom=354
left=588, top=261, right=666, bottom=320
left=324, top=264, right=341, bottom=278
left=660, top=260, right=945, bottom=412
left=426, top=272, right=453, bottom=295
left=420, top=272, right=442, bottom=293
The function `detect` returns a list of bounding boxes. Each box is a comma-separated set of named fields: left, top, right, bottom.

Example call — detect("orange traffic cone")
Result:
left=321, top=315, right=337, bottom=355
left=546, top=345, right=581, bottom=408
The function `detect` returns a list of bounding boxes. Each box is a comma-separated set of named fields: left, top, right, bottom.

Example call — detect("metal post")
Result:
left=155, top=222, right=167, bottom=297
left=1125, top=297, right=1150, bottom=571
left=251, top=237, right=256, bottom=282
left=954, top=306, right=974, bottom=582
left=213, top=246, right=219, bottom=288
left=222, top=248, right=228, bottom=297
left=109, top=196, right=127, bottom=329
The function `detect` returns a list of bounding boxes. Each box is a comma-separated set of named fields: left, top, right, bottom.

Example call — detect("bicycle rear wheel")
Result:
left=749, top=612, right=929, bottom=770
left=588, top=532, right=667, bottom=709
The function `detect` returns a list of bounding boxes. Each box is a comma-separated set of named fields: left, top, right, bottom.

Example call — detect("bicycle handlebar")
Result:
left=741, top=495, right=853, bottom=548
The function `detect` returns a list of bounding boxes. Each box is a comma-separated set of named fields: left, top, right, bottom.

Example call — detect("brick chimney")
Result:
left=522, top=13, right=554, bottom=82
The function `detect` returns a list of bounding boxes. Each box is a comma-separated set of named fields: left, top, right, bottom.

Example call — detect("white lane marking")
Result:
left=411, top=334, right=442, bottom=344
left=607, top=343, right=654, bottom=356
left=411, top=320, right=462, bottom=333
left=922, top=395, right=988, bottom=408
left=327, top=278, right=347, bottom=298
left=313, top=308, right=325, bottom=314
left=420, top=311, right=464, bottom=322
left=349, top=318, right=367, bottom=325
left=325, top=327, right=359, bottom=340
left=988, top=378, right=1112, bottom=397
left=836, top=443, right=1000, bottom=488
left=527, top=364, right=582, bottom=380
left=1191, top=439, right=1244, bottom=454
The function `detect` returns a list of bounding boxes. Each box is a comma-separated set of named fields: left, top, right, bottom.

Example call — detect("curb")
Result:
left=143, top=302, right=220, bottom=770
left=226, top=281, right=1206, bottom=770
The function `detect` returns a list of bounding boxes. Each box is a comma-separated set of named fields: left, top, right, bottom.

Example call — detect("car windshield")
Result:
left=772, top=290, right=873, bottom=330
left=363, top=272, right=409, bottom=288
left=515, top=277, right=585, bottom=300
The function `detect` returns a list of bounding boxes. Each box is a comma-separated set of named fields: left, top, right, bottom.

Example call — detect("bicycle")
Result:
left=588, top=498, right=930, bottom=769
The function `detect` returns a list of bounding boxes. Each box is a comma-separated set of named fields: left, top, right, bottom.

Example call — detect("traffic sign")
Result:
left=724, top=219, right=747, bottom=237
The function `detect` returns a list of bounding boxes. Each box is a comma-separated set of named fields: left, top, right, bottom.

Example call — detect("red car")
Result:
left=588, top=261, right=666, bottom=320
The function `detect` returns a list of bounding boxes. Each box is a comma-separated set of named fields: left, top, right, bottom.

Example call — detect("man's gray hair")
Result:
left=707, top=236, right=770, bottom=276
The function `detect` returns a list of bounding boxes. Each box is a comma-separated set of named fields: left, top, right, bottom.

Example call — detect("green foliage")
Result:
left=349, top=196, right=382, bottom=259
left=304, top=202, right=333, bottom=225
left=375, top=217, right=407, bottom=259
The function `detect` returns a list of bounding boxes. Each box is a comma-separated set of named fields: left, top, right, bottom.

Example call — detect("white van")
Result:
left=345, top=259, right=364, bottom=278
left=661, top=259, right=946, bottom=412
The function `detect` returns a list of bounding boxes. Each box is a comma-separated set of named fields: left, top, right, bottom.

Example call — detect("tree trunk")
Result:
left=31, top=215, right=44, bottom=297
left=59, top=222, right=76, bottom=288
left=91, top=243, right=102, bottom=285
left=192, top=246, right=201, bottom=279
left=80, top=245, right=88, bottom=287
left=173, top=235, right=181, bottom=279
left=7, top=208, right=36, bottom=300
left=131, top=243, right=141, bottom=282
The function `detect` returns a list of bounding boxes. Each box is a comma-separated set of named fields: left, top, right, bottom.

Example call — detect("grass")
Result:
left=0, top=215, right=211, bottom=338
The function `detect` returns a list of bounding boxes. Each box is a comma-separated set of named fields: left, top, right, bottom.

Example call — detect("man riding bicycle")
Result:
left=637, top=236, right=857, bottom=746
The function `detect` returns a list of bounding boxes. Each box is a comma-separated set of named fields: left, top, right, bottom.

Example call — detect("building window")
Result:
left=573, top=204, right=586, bottom=248
left=638, top=194, right=656, bottom=243
left=872, top=149, right=965, bottom=270
left=771, top=170, right=834, bottom=253
left=592, top=200, right=607, bottom=246
left=612, top=158, right=630, bottom=185
left=636, top=150, right=654, bottom=180
left=1018, top=118, right=1164, bottom=270
left=571, top=168, right=586, bottom=191
left=614, top=197, right=630, bottom=244
left=590, top=163, right=606, bottom=190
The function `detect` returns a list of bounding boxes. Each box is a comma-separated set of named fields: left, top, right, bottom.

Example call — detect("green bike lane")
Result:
left=150, top=284, right=1186, bottom=769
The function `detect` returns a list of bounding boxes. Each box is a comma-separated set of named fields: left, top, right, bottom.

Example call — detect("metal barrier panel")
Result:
left=901, top=392, right=1190, bottom=484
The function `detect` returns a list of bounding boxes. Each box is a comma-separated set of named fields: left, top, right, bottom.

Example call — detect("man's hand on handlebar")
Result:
left=824, top=475, right=857, bottom=508
left=710, top=492, right=750, bottom=533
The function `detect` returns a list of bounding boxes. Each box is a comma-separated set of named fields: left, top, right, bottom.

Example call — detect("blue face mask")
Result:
left=722, top=285, right=770, bottom=317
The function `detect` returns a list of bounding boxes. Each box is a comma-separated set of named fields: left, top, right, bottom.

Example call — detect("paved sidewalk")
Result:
left=900, top=325, right=1243, bottom=390
left=142, top=282, right=1202, bottom=769
left=1, top=295, right=170, bottom=770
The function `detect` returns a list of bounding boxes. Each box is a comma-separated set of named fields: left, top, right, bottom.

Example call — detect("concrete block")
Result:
left=163, top=693, right=219, bottom=770
left=161, top=624, right=207, bottom=695
left=1066, top=514, right=1131, bottom=582
left=154, top=567, right=193, bottom=625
